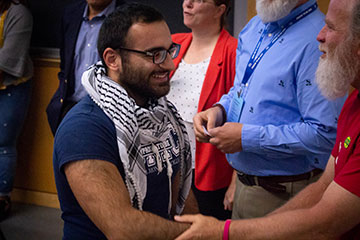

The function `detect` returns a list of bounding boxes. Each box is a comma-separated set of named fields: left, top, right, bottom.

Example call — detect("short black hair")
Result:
left=97, top=3, right=165, bottom=66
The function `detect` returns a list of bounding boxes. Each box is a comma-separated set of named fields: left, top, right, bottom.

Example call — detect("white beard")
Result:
left=316, top=39, right=359, bottom=100
left=256, top=0, right=300, bottom=23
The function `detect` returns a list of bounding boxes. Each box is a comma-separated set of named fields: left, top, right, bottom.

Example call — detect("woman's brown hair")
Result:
left=213, top=0, right=231, bottom=29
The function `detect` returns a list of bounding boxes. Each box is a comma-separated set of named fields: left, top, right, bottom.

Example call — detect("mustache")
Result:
left=152, top=70, right=170, bottom=76
left=318, top=45, right=326, bottom=53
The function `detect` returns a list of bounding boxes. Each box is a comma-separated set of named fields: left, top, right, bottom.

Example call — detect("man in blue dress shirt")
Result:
left=46, top=0, right=124, bottom=135
left=193, top=0, right=346, bottom=219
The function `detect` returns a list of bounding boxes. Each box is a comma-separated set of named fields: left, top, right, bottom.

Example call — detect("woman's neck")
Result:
left=183, top=24, right=221, bottom=64
left=191, top=24, right=221, bottom=46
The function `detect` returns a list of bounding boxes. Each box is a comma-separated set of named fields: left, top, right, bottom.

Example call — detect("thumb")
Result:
left=174, top=214, right=196, bottom=224
left=207, top=115, right=216, bottom=130
left=208, top=125, right=221, bottom=136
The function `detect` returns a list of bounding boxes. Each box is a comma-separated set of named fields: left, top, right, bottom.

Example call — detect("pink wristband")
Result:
left=223, top=219, right=231, bottom=240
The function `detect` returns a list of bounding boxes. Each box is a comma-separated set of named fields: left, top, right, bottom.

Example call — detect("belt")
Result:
left=237, top=169, right=323, bottom=194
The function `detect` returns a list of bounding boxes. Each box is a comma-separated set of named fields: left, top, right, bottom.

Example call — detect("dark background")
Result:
left=28, top=0, right=234, bottom=49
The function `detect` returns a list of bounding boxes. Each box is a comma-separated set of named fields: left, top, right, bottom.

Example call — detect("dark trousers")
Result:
left=191, top=170, right=232, bottom=220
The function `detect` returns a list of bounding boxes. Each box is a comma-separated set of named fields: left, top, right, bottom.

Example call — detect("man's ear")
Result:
left=103, top=48, right=122, bottom=72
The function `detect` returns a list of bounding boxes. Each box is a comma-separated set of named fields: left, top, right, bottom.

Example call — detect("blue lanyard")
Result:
left=241, top=3, right=318, bottom=85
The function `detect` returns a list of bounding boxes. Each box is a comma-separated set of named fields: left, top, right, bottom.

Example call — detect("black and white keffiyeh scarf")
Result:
left=82, top=62, right=192, bottom=214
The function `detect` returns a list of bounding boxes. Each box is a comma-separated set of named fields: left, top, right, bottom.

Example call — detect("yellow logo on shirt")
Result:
left=344, top=137, right=351, bottom=149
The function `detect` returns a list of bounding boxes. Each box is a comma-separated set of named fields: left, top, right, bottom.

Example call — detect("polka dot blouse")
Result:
left=168, top=57, right=211, bottom=168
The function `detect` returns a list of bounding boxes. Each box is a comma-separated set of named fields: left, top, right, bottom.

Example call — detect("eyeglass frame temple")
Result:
left=116, top=43, right=181, bottom=64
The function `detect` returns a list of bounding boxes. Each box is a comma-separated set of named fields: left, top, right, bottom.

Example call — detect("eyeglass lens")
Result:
left=153, top=45, right=179, bottom=64
left=183, top=0, right=203, bottom=4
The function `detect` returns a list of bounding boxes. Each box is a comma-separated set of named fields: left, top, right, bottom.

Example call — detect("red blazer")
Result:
left=170, top=29, right=237, bottom=191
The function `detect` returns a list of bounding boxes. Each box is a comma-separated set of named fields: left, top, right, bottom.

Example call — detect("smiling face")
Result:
left=316, top=0, right=360, bottom=99
left=317, top=0, right=351, bottom=60
left=117, top=21, right=175, bottom=106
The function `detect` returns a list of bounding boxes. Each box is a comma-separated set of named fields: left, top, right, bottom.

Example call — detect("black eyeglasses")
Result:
left=183, top=0, right=213, bottom=4
left=116, top=43, right=180, bottom=64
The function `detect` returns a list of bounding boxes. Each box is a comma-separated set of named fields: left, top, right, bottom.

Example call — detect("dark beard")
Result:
left=118, top=59, right=170, bottom=105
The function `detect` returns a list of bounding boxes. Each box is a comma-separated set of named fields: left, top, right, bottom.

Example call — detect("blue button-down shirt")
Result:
left=70, top=0, right=116, bottom=102
left=218, top=0, right=346, bottom=176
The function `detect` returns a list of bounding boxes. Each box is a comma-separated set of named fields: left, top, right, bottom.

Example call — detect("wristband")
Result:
left=223, top=219, right=231, bottom=240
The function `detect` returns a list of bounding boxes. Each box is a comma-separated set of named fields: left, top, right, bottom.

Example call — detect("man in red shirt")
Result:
left=174, top=0, right=360, bottom=239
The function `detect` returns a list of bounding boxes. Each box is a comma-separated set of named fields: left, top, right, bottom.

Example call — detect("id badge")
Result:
left=227, top=96, right=244, bottom=123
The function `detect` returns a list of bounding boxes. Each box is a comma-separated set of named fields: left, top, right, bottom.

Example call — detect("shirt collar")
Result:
left=265, top=0, right=317, bottom=33
left=82, top=0, right=116, bottom=20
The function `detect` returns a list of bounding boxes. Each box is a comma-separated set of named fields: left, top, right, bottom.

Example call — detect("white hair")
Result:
left=256, top=0, right=300, bottom=23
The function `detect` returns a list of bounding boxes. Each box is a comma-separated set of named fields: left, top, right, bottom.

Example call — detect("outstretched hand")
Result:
left=174, top=214, right=224, bottom=240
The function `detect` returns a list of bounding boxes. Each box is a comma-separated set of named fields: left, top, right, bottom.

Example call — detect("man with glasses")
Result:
left=53, top=3, right=197, bottom=239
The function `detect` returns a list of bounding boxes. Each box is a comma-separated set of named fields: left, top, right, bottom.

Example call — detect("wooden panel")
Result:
left=247, top=0, right=330, bottom=21
left=318, top=0, right=330, bottom=14
left=14, top=58, right=59, bottom=195
left=247, top=0, right=256, bottom=21
left=12, top=188, right=60, bottom=208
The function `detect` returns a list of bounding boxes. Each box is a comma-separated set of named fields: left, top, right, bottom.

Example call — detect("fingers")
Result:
left=223, top=198, right=233, bottom=211
left=206, top=114, right=216, bottom=130
left=174, top=215, right=198, bottom=240
left=193, top=113, right=210, bottom=143
left=208, top=129, right=223, bottom=151
left=223, top=189, right=233, bottom=211
left=193, top=113, right=204, bottom=134
left=193, top=106, right=226, bottom=143
left=174, top=214, right=197, bottom=224
left=223, top=199, right=230, bottom=210
left=208, top=123, right=243, bottom=153
left=224, top=193, right=233, bottom=210
left=206, top=106, right=222, bottom=130
left=224, top=175, right=236, bottom=211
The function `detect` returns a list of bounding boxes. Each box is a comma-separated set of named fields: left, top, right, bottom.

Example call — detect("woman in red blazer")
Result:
left=168, top=0, right=237, bottom=220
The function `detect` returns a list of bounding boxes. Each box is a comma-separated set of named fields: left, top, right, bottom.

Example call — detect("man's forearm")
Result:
left=231, top=207, right=334, bottom=240
left=230, top=180, right=355, bottom=240
left=65, top=159, right=190, bottom=240
left=269, top=180, right=325, bottom=216
left=270, top=157, right=334, bottom=216
left=175, top=180, right=360, bottom=240
left=108, top=208, right=189, bottom=240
